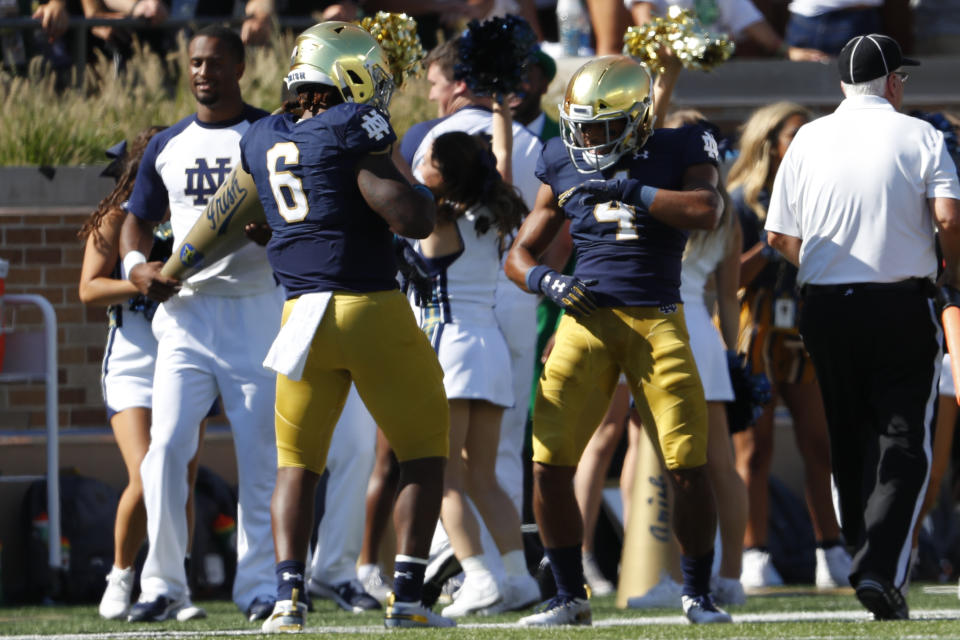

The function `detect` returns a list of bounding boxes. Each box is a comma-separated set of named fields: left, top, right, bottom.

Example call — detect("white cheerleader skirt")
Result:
left=684, top=299, right=735, bottom=402
left=433, top=321, right=514, bottom=408
left=101, top=309, right=157, bottom=417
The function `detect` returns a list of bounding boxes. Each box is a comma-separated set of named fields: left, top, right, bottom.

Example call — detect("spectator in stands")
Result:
left=627, top=0, right=828, bottom=61
left=727, top=101, right=852, bottom=590
left=585, top=0, right=630, bottom=55
left=783, top=0, right=882, bottom=57
left=78, top=128, right=206, bottom=622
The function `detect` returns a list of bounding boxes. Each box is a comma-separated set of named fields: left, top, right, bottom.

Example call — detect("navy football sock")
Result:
left=681, top=550, right=714, bottom=597
left=544, top=545, right=587, bottom=600
left=392, top=555, right=428, bottom=603
left=276, top=560, right=305, bottom=603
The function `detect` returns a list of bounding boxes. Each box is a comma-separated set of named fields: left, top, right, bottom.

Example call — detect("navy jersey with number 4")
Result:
left=240, top=102, right=398, bottom=298
left=536, top=124, right=719, bottom=307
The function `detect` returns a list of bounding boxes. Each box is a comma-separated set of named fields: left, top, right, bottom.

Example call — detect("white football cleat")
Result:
left=358, top=565, right=393, bottom=604
left=261, top=590, right=307, bottom=633
left=815, top=546, right=852, bottom=588
left=384, top=595, right=456, bottom=628
left=175, top=599, right=207, bottom=621
left=740, top=548, right=783, bottom=589
left=711, top=576, right=746, bottom=606
left=518, top=595, right=591, bottom=626
left=99, top=566, right=134, bottom=620
left=440, top=571, right=501, bottom=617
left=626, top=572, right=682, bottom=609
left=682, top=594, right=733, bottom=624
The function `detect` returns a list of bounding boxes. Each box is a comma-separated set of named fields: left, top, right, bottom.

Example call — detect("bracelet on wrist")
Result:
left=774, top=41, right=789, bottom=58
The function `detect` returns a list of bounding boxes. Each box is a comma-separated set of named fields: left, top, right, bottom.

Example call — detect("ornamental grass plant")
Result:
left=0, top=30, right=434, bottom=166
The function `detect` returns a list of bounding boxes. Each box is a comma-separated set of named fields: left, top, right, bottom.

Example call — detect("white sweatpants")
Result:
left=308, top=385, right=377, bottom=585
left=139, top=287, right=282, bottom=612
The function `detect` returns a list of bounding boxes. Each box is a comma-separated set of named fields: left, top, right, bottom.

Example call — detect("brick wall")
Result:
left=0, top=207, right=110, bottom=429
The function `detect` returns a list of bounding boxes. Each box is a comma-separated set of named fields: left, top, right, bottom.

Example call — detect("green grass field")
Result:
left=2, top=585, right=959, bottom=639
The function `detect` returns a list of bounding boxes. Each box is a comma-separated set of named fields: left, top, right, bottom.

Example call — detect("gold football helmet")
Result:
left=559, top=55, right=654, bottom=173
left=286, top=21, right=394, bottom=113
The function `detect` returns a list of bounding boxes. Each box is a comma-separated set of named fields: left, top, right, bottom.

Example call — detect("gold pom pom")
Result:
left=622, top=6, right=734, bottom=73
left=358, top=12, right=425, bottom=88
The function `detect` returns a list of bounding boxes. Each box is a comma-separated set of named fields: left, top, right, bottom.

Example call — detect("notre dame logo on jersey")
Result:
left=184, top=158, right=232, bottom=206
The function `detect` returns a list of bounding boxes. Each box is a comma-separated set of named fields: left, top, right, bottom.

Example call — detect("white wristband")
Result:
left=122, top=251, right=147, bottom=280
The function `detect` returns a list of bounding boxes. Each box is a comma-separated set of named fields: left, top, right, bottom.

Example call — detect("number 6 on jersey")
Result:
left=266, top=142, right=309, bottom=222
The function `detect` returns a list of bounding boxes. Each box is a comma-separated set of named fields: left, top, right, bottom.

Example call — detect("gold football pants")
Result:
left=275, top=290, right=450, bottom=473
left=532, top=305, right=708, bottom=470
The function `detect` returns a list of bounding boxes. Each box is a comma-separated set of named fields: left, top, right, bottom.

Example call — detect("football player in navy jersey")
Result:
left=237, top=22, right=453, bottom=631
left=505, top=55, right=730, bottom=626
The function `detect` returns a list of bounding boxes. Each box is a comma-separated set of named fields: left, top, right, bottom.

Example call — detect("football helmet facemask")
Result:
left=286, top=21, right=394, bottom=113
left=559, top=55, right=654, bottom=173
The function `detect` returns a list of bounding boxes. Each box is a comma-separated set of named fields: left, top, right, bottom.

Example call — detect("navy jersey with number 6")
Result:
left=536, top=125, right=719, bottom=307
left=240, top=102, right=399, bottom=298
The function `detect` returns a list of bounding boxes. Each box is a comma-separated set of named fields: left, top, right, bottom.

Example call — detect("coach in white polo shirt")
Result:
left=765, top=34, right=960, bottom=621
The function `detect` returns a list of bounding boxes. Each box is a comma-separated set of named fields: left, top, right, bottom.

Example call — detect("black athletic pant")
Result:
left=799, top=282, right=940, bottom=590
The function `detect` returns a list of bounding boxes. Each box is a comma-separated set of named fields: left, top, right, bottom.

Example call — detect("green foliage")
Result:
left=0, top=32, right=434, bottom=166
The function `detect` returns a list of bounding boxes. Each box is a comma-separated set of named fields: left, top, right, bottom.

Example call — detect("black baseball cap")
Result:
left=838, top=34, right=919, bottom=84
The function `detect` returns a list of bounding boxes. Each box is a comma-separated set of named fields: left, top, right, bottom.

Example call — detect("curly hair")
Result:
left=428, top=131, right=525, bottom=247
left=78, top=125, right=166, bottom=241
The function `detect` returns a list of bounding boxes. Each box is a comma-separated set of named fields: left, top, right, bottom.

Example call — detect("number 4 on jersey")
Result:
left=592, top=170, right=639, bottom=241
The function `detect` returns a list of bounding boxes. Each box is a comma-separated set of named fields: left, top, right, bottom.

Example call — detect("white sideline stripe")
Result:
left=9, top=609, right=960, bottom=640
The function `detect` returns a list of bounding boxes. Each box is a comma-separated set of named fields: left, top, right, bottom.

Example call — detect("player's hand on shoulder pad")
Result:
left=130, top=261, right=181, bottom=302
left=541, top=271, right=598, bottom=317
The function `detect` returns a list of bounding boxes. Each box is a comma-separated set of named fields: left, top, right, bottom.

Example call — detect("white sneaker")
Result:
left=518, top=595, right=591, bottom=626
left=740, top=549, right=783, bottom=589
left=477, top=573, right=540, bottom=614
left=582, top=552, right=615, bottom=597
left=625, top=573, right=682, bottom=609
left=711, top=576, right=746, bottom=606
left=99, top=566, right=134, bottom=620
left=175, top=599, right=207, bottom=621
left=358, top=565, right=393, bottom=604
left=440, top=571, right=501, bottom=617
left=503, top=574, right=541, bottom=611
left=384, top=595, right=456, bottom=628
left=682, top=594, right=733, bottom=624
left=815, top=546, right=852, bottom=588
left=261, top=596, right=307, bottom=633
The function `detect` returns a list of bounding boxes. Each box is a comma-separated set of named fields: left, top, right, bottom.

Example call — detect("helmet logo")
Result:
left=569, top=104, right=593, bottom=118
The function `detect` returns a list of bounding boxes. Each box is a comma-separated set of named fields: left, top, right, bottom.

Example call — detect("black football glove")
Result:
left=575, top=178, right=631, bottom=206
left=393, top=237, right=433, bottom=306
left=529, top=266, right=598, bottom=317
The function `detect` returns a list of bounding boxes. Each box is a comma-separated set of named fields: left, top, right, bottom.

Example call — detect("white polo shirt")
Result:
left=788, top=0, right=881, bottom=18
left=766, top=95, right=960, bottom=286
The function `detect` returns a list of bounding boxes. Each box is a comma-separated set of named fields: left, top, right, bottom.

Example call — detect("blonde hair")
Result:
left=663, top=109, right=735, bottom=263
left=727, top=102, right=811, bottom=224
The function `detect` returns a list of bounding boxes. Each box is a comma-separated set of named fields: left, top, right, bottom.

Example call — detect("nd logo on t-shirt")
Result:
left=184, top=157, right=233, bottom=206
